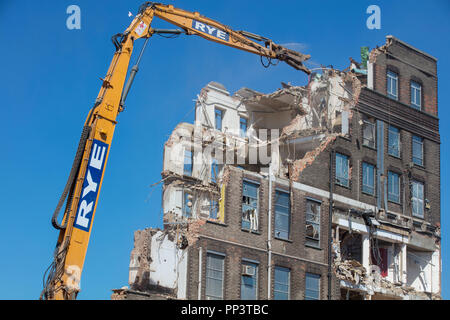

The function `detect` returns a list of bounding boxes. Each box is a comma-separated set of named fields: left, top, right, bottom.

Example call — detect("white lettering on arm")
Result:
left=90, top=144, right=106, bottom=170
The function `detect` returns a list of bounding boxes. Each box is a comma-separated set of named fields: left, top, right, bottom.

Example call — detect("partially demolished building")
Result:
left=112, top=35, right=441, bottom=300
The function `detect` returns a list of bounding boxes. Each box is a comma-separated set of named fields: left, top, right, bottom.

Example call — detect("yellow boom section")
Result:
left=41, top=2, right=310, bottom=300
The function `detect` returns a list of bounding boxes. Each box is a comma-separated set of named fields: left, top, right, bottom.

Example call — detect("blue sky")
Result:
left=0, top=0, right=448, bottom=300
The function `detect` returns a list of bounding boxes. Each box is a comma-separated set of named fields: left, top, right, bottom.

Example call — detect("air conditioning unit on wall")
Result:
left=242, top=265, right=255, bottom=277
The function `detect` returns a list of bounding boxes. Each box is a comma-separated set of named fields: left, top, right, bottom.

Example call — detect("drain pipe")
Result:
left=328, top=150, right=334, bottom=300
left=267, top=165, right=274, bottom=300
left=198, top=247, right=202, bottom=300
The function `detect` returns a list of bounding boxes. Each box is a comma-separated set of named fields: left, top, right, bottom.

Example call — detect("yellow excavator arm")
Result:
left=41, top=2, right=310, bottom=300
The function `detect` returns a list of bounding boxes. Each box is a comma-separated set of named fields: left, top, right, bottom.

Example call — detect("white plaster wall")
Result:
left=149, top=231, right=187, bottom=297
left=407, top=250, right=433, bottom=292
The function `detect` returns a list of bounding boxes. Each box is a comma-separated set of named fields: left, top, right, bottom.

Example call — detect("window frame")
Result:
left=305, top=199, right=321, bottom=248
left=273, top=266, right=290, bottom=300
left=412, top=135, right=424, bottom=167
left=183, top=149, right=193, bottom=176
left=362, top=162, right=375, bottom=196
left=362, top=120, right=376, bottom=149
left=411, top=80, right=422, bottom=110
left=274, top=190, right=291, bottom=240
left=241, top=179, right=260, bottom=231
left=411, top=180, right=424, bottom=219
left=387, top=70, right=398, bottom=100
left=183, top=191, right=193, bottom=218
left=335, top=153, right=350, bottom=187
left=305, top=273, right=321, bottom=300
left=388, top=125, right=401, bottom=158
left=240, top=260, right=259, bottom=300
left=214, top=107, right=224, bottom=131
left=240, top=117, right=248, bottom=138
left=387, top=171, right=401, bottom=204
left=205, top=252, right=225, bottom=300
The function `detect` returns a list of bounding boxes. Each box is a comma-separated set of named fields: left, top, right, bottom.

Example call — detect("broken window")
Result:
left=183, top=191, right=193, bottom=217
left=274, top=266, right=290, bottom=300
left=241, top=261, right=258, bottom=300
left=388, top=125, right=401, bottom=157
left=274, top=190, right=290, bottom=240
left=242, top=180, right=259, bottom=231
left=362, top=162, right=375, bottom=195
left=210, top=199, right=218, bottom=219
left=335, top=153, right=350, bottom=187
left=215, top=108, right=223, bottom=131
left=306, top=199, right=321, bottom=247
left=305, top=273, right=321, bottom=300
left=184, top=149, right=193, bottom=176
left=240, top=117, right=248, bottom=138
left=412, top=135, right=424, bottom=166
left=371, top=247, right=388, bottom=278
left=388, top=171, right=400, bottom=203
left=411, top=81, right=422, bottom=110
left=205, top=252, right=225, bottom=300
left=387, top=70, right=398, bottom=100
left=411, top=180, right=424, bottom=218
left=362, top=120, right=376, bottom=148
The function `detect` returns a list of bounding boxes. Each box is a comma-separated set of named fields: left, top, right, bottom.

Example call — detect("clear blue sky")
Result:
left=0, top=0, right=448, bottom=300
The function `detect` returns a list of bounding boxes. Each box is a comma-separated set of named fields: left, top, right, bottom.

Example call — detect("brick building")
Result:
left=112, top=35, right=441, bottom=300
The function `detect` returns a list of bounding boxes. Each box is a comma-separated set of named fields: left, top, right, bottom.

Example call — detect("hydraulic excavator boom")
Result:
left=41, top=2, right=310, bottom=300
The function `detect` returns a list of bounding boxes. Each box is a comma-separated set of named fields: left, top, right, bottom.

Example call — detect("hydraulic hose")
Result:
left=51, top=126, right=92, bottom=230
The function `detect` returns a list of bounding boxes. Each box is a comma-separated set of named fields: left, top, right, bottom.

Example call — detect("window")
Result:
left=305, top=273, right=321, bottom=300
left=388, top=171, right=400, bottom=203
left=209, top=199, right=218, bottom=219
left=274, top=190, right=290, bottom=240
left=388, top=126, right=401, bottom=157
left=183, top=191, right=192, bottom=217
left=411, top=81, right=422, bottom=110
left=362, top=120, right=376, bottom=148
left=241, top=261, right=258, bottom=300
left=274, top=267, right=290, bottom=300
left=387, top=70, right=398, bottom=100
left=215, top=108, right=223, bottom=131
left=411, top=180, right=424, bottom=218
left=306, top=199, right=321, bottom=247
left=205, top=253, right=224, bottom=300
left=211, top=158, right=219, bottom=183
left=184, top=149, right=193, bottom=176
left=335, top=153, right=350, bottom=187
left=240, top=117, right=248, bottom=138
left=242, top=180, right=259, bottom=231
left=362, top=162, right=375, bottom=195
left=412, top=135, right=424, bottom=166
